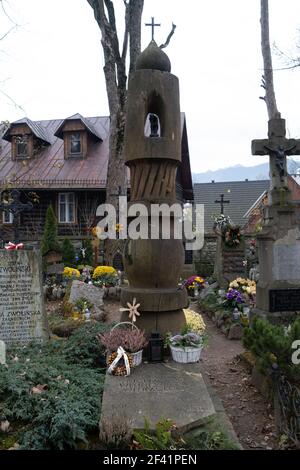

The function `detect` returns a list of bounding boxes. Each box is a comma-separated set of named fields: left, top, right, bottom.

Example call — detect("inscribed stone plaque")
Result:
left=0, top=250, right=49, bottom=346
left=273, top=244, right=300, bottom=281
left=101, top=363, right=215, bottom=431
left=269, top=289, right=300, bottom=312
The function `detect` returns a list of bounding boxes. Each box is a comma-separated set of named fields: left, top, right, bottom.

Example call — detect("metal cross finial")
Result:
left=215, top=194, right=230, bottom=215
left=0, top=189, right=33, bottom=243
left=145, top=17, right=161, bottom=41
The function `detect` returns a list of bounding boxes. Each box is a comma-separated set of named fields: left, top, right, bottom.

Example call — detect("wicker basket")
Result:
left=170, top=345, right=202, bottom=363
left=109, top=322, right=143, bottom=367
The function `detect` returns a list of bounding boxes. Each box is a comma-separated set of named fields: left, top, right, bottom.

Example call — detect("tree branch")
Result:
left=0, top=25, right=17, bottom=42
left=160, top=23, right=176, bottom=49
left=128, top=0, right=144, bottom=74
left=260, top=0, right=280, bottom=119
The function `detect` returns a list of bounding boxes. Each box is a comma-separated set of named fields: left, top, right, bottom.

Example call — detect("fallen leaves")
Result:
left=30, top=384, right=47, bottom=395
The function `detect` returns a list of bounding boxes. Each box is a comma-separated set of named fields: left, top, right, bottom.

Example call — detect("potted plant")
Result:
left=167, top=312, right=207, bottom=363
left=182, top=275, right=205, bottom=297
left=97, top=322, right=148, bottom=368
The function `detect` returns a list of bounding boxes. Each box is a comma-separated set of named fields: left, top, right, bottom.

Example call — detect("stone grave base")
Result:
left=120, top=309, right=186, bottom=335
left=100, top=362, right=215, bottom=432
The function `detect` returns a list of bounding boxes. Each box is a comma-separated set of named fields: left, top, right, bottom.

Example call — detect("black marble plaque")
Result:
left=269, top=289, right=300, bottom=312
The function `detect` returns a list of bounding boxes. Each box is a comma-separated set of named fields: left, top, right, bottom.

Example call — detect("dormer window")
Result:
left=70, top=133, right=82, bottom=155
left=2, top=118, right=51, bottom=160
left=54, top=113, right=103, bottom=160
left=16, top=135, right=28, bottom=158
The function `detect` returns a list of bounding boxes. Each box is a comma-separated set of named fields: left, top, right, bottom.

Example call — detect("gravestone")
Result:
left=101, top=363, right=215, bottom=431
left=251, top=118, right=300, bottom=322
left=214, top=234, right=246, bottom=288
left=0, top=249, right=49, bottom=346
left=68, top=280, right=105, bottom=321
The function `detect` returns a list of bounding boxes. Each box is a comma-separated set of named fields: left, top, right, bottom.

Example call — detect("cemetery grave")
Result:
left=1, top=0, right=300, bottom=457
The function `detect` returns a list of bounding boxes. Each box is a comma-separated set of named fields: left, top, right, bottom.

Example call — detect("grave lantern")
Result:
left=148, top=332, right=164, bottom=362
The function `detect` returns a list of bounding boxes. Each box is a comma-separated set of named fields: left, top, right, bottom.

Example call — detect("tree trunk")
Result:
left=87, top=0, right=144, bottom=264
left=260, top=0, right=280, bottom=119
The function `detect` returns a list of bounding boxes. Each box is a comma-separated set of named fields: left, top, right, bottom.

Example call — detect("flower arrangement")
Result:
left=166, top=311, right=207, bottom=363
left=92, top=265, right=118, bottom=287
left=184, top=309, right=206, bottom=335
left=212, top=214, right=232, bottom=231
left=229, top=278, right=256, bottom=298
left=223, top=288, right=244, bottom=310
left=169, top=332, right=203, bottom=349
left=98, top=328, right=148, bottom=354
left=223, top=225, right=242, bottom=247
left=93, top=266, right=116, bottom=278
left=63, top=267, right=80, bottom=278
left=182, top=275, right=205, bottom=291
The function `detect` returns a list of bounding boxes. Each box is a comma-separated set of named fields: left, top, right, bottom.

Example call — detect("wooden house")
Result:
left=0, top=113, right=194, bottom=266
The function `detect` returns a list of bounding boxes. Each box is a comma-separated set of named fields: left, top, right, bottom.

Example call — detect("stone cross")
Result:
left=215, top=194, right=230, bottom=215
left=145, top=17, right=161, bottom=41
left=252, top=118, right=300, bottom=199
left=0, top=189, right=33, bottom=243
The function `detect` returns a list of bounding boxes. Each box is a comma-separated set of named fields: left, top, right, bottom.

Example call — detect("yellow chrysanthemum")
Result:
left=63, top=267, right=80, bottom=278
left=92, top=265, right=117, bottom=279
left=184, top=309, right=206, bottom=335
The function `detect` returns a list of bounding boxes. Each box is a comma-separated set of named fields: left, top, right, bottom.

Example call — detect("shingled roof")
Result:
left=193, top=180, right=270, bottom=232
left=0, top=113, right=193, bottom=195
left=2, top=117, right=52, bottom=145
left=0, top=116, right=110, bottom=189
left=54, top=113, right=103, bottom=141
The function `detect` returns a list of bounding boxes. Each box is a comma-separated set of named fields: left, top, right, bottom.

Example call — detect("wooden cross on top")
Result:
left=145, top=17, right=161, bottom=41
left=215, top=194, right=230, bottom=215
left=252, top=118, right=300, bottom=197
left=0, top=189, right=33, bottom=243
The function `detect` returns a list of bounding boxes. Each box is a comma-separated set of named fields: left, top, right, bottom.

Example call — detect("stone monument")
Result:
left=120, top=40, right=188, bottom=334
left=213, top=197, right=245, bottom=287
left=251, top=117, right=300, bottom=322
left=0, top=249, right=49, bottom=345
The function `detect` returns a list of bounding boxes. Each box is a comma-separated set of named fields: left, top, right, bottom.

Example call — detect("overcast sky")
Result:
left=1, top=0, right=300, bottom=173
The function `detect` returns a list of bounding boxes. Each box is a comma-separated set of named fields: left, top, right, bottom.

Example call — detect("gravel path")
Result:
left=195, top=302, right=278, bottom=450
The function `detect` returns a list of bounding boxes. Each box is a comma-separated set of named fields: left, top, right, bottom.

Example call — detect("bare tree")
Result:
left=259, top=0, right=280, bottom=119
left=86, top=0, right=144, bottom=207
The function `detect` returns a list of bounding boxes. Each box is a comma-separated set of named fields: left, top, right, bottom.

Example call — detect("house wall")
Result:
left=0, top=190, right=105, bottom=244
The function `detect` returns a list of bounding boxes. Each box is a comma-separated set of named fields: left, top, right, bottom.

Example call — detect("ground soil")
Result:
left=192, top=301, right=278, bottom=450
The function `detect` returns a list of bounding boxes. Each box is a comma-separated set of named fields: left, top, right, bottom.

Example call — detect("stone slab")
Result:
left=0, top=249, right=49, bottom=346
left=69, top=280, right=104, bottom=308
left=273, top=244, right=300, bottom=281
left=100, top=362, right=215, bottom=431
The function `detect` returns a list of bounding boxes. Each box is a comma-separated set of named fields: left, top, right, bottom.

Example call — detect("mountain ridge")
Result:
left=192, top=160, right=300, bottom=183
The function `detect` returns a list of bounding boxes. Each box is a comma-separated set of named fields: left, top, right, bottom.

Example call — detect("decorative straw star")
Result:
left=119, top=298, right=141, bottom=323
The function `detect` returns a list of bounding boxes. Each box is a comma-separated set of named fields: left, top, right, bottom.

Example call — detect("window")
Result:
left=70, top=133, right=82, bottom=155
left=2, top=211, right=13, bottom=224
left=16, top=135, right=28, bottom=158
left=58, top=193, right=75, bottom=223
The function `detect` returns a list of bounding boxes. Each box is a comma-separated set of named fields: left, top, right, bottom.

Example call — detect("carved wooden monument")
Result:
left=251, top=117, right=300, bottom=321
left=121, top=40, right=188, bottom=333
